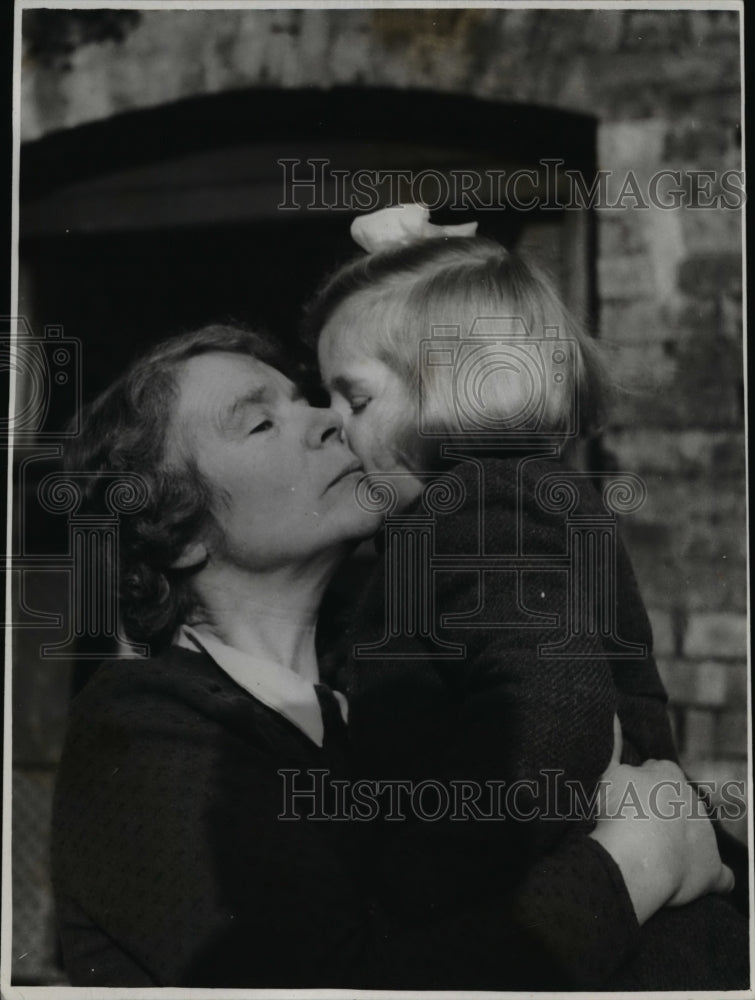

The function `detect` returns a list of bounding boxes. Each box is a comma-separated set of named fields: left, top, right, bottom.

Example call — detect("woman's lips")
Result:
left=326, top=463, right=364, bottom=490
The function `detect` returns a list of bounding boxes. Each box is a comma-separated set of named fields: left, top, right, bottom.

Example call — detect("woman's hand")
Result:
left=589, top=716, right=734, bottom=924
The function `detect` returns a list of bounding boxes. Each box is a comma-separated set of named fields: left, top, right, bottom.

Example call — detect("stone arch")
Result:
left=22, top=85, right=596, bottom=197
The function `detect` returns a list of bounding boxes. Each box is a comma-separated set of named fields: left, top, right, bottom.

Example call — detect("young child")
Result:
left=304, top=206, right=748, bottom=989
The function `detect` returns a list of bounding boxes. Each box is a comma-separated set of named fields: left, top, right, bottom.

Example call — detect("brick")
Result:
left=724, top=660, right=748, bottom=704
left=683, top=707, right=716, bottom=760
left=581, top=10, right=625, bottom=52
left=684, top=756, right=748, bottom=843
left=715, top=710, right=749, bottom=758
left=679, top=519, right=747, bottom=562
left=625, top=478, right=746, bottom=526
left=664, top=121, right=741, bottom=164
left=603, top=342, right=677, bottom=393
left=672, top=298, right=719, bottom=335
left=660, top=493, right=747, bottom=564
left=686, top=757, right=748, bottom=790
left=600, top=430, right=745, bottom=479
left=646, top=204, right=688, bottom=301
left=670, top=91, right=742, bottom=130
left=647, top=608, right=674, bottom=656
left=709, top=434, right=746, bottom=476
left=721, top=293, right=743, bottom=341
left=598, top=119, right=666, bottom=171
left=695, top=660, right=730, bottom=706
left=657, top=658, right=729, bottom=708
left=677, top=253, right=743, bottom=297
left=619, top=517, right=672, bottom=552
left=684, top=612, right=748, bottom=659
left=607, top=371, right=739, bottom=432
left=681, top=207, right=742, bottom=255
left=612, top=480, right=746, bottom=570
left=687, top=10, right=742, bottom=46
left=621, top=540, right=689, bottom=620
left=597, top=255, right=655, bottom=301
left=598, top=301, right=666, bottom=345
left=620, top=11, right=695, bottom=51
left=608, top=360, right=743, bottom=430
left=673, top=303, right=744, bottom=357
left=666, top=333, right=743, bottom=429
left=657, top=658, right=695, bottom=704
left=597, top=214, right=648, bottom=258
left=613, top=477, right=747, bottom=618
left=659, top=52, right=741, bottom=99
left=676, top=557, right=748, bottom=614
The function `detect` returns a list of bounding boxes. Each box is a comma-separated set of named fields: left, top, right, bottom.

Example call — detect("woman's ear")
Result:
left=170, top=539, right=208, bottom=570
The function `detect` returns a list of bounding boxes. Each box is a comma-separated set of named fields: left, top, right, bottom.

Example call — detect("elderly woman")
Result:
left=52, top=323, right=735, bottom=989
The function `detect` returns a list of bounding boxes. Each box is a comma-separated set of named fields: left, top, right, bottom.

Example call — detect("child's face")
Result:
left=318, top=320, right=424, bottom=511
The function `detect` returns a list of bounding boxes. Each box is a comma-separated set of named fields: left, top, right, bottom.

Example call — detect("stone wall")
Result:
left=20, top=4, right=746, bottom=809
left=21, top=9, right=741, bottom=138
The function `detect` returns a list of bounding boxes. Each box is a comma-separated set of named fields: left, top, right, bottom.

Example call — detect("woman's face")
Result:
left=166, top=351, right=381, bottom=571
left=318, top=317, right=425, bottom=511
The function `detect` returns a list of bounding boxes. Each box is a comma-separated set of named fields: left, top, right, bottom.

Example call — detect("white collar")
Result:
left=174, top=624, right=347, bottom=748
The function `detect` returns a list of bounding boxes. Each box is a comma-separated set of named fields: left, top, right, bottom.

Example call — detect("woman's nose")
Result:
left=305, top=406, right=344, bottom=448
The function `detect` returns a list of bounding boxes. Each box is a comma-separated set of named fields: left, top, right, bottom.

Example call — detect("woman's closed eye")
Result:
left=349, top=397, right=371, bottom=415
left=249, top=418, right=274, bottom=434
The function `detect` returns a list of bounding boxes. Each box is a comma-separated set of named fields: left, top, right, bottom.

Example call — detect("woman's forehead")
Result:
left=169, top=352, right=294, bottom=444
left=179, top=351, right=291, bottom=396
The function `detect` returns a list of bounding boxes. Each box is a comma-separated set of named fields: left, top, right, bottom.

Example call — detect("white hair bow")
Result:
left=351, top=204, right=478, bottom=254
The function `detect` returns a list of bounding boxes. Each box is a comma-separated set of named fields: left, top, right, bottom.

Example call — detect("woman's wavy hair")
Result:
left=64, top=324, right=288, bottom=652
left=303, top=236, right=611, bottom=462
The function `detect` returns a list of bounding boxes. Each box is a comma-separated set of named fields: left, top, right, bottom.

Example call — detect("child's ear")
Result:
left=170, top=540, right=208, bottom=570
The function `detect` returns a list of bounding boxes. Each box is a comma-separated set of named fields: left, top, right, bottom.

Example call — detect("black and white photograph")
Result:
left=2, top=1, right=751, bottom=994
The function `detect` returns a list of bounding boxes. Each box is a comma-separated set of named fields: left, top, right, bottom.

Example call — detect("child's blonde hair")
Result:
left=304, top=236, right=610, bottom=461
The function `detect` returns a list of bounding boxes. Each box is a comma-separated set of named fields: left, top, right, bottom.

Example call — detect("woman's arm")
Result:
left=590, top=718, right=734, bottom=920
left=52, top=660, right=734, bottom=990
left=368, top=752, right=736, bottom=989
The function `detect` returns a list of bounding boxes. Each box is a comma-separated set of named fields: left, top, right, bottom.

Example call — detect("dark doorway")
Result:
left=20, top=86, right=597, bottom=423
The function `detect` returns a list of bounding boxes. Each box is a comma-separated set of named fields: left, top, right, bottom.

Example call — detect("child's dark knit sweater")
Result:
left=340, top=454, right=748, bottom=988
